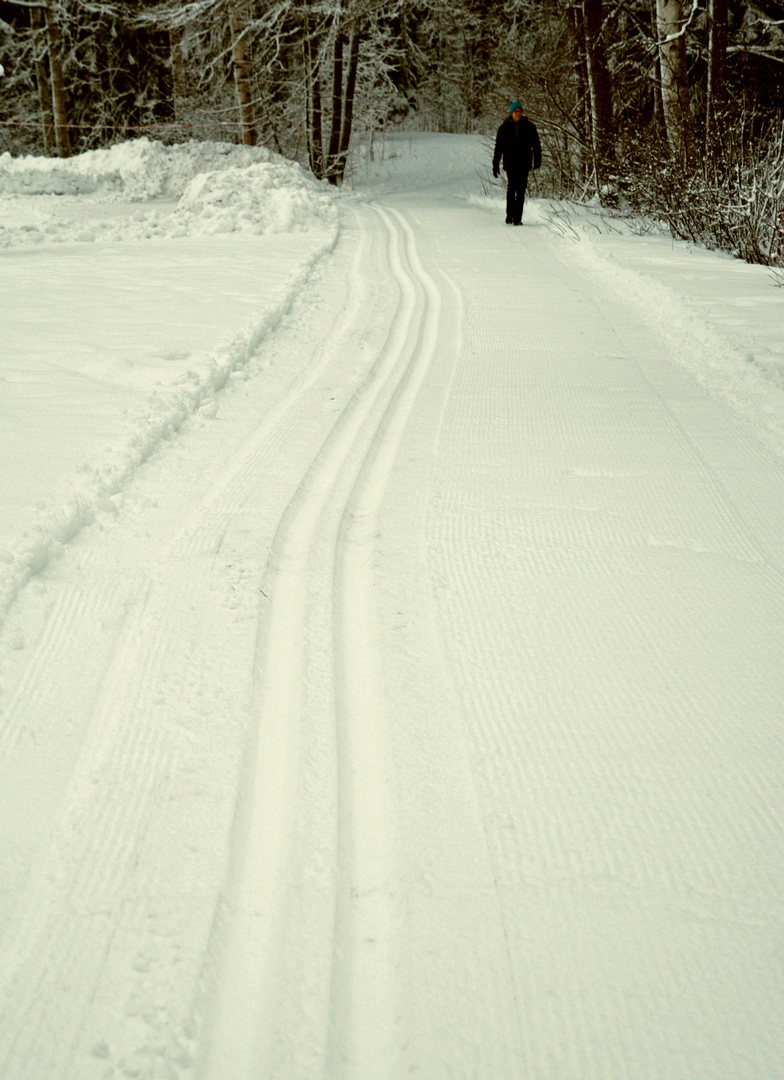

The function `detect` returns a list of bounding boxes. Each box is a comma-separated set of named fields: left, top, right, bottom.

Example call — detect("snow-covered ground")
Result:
left=0, top=138, right=337, bottom=624
left=0, top=131, right=783, bottom=1080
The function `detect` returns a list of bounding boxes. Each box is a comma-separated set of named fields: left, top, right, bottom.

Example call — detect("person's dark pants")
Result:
left=505, top=169, right=529, bottom=224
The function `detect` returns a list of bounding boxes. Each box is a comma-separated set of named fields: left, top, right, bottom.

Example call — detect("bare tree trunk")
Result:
left=31, top=5, right=56, bottom=155
left=336, top=27, right=360, bottom=183
left=566, top=3, right=592, bottom=183
left=656, top=0, right=692, bottom=164
left=302, top=3, right=360, bottom=184
left=705, top=0, right=728, bottom=152
left=304, top=15, right=324, bottom=179
left=230, top=2, right=257, bottom=146
left=326, top=29, right=344, bottom=184
left=170, top=26, right=187, bottom=124
left=650, top=0, right=665, bottom=137
left=44, top=2, right=70, bottom=158
left=582, top=0, right=614, bottom=187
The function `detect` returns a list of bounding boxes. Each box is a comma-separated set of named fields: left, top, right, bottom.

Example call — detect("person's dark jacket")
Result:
left=493, top=116, right=541, bottom=175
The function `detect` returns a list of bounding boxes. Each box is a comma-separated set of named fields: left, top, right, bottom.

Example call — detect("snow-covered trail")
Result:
left=416, top=193, right=784, bottom=1076
left=1, top=179, right=783, bottom=1080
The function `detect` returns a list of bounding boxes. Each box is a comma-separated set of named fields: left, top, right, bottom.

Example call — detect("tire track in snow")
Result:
left=200, top=205, right=442, bottom=1080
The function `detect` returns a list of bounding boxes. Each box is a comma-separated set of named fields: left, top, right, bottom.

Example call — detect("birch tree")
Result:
left=303, top=3, right=324, bottom=176
left=582, top=0, right=614, bottom=183
left=656, top=0, right=692, bottom=163
left=30, top=4, right=56, bottom=153
left=169, top=24, right=188, bottom=123
left=229, top=1, right=257, bottom=145
left=42, top=1, right=70, bottom=156
left=705, top=0, right=728, bottom=152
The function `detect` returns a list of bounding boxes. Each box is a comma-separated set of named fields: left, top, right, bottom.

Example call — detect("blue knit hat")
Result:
left=509, top=100, right=523, bottom=113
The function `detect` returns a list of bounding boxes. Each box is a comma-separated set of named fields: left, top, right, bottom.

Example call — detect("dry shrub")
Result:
left=618, top=120, right=784, bottom=271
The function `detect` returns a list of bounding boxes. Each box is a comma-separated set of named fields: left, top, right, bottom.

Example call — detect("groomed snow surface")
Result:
left=1, top=133, right=783, bottom=1080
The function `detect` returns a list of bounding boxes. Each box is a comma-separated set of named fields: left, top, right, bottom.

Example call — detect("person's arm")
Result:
left=492, top=126, right=502, bottom=177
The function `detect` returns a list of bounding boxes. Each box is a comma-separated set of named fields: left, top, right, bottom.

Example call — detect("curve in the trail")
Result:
left=327, top=206, right=443, bottom=1079
left=0, top=212, right=372, bottom=1080
left=199, top=203, right=444, bottom=1080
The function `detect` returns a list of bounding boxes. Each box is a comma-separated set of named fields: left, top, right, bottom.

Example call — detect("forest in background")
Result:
left=1, top=0, right=783, bottom=267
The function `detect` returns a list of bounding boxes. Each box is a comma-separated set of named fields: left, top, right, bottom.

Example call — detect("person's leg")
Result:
left=505, top=176, right=515, bottom=224
left=512, top=171, right=529, bottom=224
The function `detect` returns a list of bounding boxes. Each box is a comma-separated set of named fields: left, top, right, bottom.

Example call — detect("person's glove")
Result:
left=492, top=165, right=499, bottom=178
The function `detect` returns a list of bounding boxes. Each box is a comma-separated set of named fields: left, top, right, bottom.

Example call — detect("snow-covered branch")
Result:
left=658, top=0, right=701, bottom=45
left=728, top=44, right=784, bottom=64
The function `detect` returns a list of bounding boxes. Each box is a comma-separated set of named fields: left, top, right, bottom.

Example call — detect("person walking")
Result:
left=492, top=101, right=541, bottom=226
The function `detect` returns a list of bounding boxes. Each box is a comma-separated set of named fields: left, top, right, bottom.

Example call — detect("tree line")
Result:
left=1, top=1, right=782, bottom=261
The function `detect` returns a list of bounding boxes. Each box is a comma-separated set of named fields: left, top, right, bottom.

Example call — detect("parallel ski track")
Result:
left=200, top=204, right=442, bottom=1080
left=0, top=210, right=376, bottom=1079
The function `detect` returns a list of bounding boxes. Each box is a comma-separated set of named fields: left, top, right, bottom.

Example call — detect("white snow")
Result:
left=0, top=131, right=782, bottom=1080
left=0, top=139, right=337, bottom=620
left=0, top=138, right=336, bottom=246
left=0, top=137, right=279, bottom=200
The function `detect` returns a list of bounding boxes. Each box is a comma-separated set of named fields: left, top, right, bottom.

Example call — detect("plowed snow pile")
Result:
left=0, top=138, right=336, bottom=246
left=0, top=137, right=338, bottom=619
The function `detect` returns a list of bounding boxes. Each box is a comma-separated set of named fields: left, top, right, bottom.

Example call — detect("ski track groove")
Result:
left=193, top=207, right=396, bottom=1080
left=0, top=220, right=379, bottom=1080
left=326, top=206, right=442, bottom=1078
left=2, top=189, right=783, bottom=1080
left=200, top=204, right=442, bottom=1080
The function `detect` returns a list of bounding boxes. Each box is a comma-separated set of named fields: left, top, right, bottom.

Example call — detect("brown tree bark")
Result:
left=303, top=4, right=362, bottom=184
left=656, top=0, right=692, bottom=164
left=566, top=3, right=592, bottom=183
left=650, top=0, right=665, bottom=137
left=582, top=0, right=615, bottom=186
left=706, top=0, right=728, bottom=151
left=304, top=13, right=324, bottom=179
left=31, top=5, right=56, bottom=155
left=169, top=25, right=188, bottom=123
left=44, top=1, right=70, bottom=158
left=336, top=27, right=361, bottom=183
left=229, top=2, right=257, bottom=146
left=325, top=29, right=344, bottom=184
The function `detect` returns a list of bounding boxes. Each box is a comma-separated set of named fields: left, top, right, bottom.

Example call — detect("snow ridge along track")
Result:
left=200, top=205, right=442, bottom=1080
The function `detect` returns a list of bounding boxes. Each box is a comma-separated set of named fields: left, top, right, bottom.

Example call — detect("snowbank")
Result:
left=0, top=137, right=340, bottom=618
left=0, top=227, right=338, bottom=623
left=0, top=139, right=336, bottom=246
left=0, top=137, right=276, bottom=199
left=173, top=161, right=336, bottom=236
